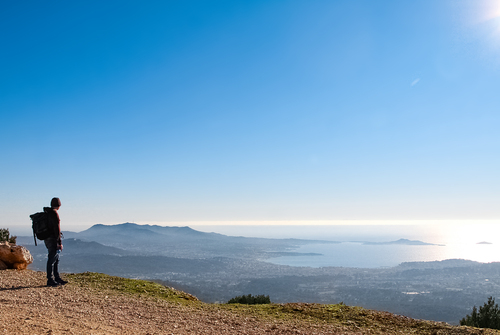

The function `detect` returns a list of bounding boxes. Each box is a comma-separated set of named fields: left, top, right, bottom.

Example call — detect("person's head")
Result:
left=50, top=197, right=61, bottom=210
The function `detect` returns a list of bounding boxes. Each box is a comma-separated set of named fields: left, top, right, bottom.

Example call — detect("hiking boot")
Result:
left=47, top=279, right=60, bottom=287
left=55, top=277, right=68, bottom=285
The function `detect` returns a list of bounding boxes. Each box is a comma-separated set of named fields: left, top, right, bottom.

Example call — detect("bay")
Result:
left=194, top=223, right=500, bottom=268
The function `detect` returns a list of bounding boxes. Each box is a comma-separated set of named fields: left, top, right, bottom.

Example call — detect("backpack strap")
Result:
left=30, top=213, right=38, bottom=246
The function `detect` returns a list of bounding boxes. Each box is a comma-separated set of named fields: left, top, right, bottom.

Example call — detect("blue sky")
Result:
left=1, top=0, right=499, bottom=233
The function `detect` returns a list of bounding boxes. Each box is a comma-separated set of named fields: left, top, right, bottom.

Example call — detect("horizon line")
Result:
left=134, top=219, right=500, bottom=226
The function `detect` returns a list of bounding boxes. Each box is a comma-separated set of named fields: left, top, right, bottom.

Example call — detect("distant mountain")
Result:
left=66, top=222, right=213, bottom=239
left=362, top=238, right=443, bottom=246
left=62, top=222, right=337, bottom=259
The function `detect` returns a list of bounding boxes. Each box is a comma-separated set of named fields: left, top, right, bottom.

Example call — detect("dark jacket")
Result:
left=43, top=207, right=61, bottom=241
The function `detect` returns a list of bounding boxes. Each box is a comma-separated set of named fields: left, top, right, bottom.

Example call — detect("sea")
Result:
left=192, top=223, right=500, bottom=268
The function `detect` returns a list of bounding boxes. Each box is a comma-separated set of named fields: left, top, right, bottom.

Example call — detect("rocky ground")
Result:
left=1, top=269, right=498, bottom=335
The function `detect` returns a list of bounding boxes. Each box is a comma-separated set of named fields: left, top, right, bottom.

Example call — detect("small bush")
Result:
left=0, top=228, right=16, bottom=244
left=460, top=296, right=500, bottom=330
left=227, top=294, right=271, bottom=305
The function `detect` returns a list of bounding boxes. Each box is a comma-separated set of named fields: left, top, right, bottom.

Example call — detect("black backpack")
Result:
left=30, top=212, right=51, bottom=246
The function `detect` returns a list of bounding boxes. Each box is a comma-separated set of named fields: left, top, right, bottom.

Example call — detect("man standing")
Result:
left=44, top=197, right=67, bottom=287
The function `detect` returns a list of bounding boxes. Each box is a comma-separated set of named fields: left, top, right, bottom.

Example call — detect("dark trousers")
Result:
left=44, top=237, right=60, bottom=280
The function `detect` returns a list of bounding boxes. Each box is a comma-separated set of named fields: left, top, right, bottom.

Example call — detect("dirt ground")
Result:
left=2, top=269, right=497, bottom=335
left=0, top=270, right=356, bottom=335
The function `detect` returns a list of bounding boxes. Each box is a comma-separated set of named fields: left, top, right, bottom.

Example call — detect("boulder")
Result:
left=0, top=241, right=33, bottom=270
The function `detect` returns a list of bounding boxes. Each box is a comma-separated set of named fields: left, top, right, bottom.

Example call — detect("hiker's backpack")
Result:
left=30, top=211, right=51, bottom=246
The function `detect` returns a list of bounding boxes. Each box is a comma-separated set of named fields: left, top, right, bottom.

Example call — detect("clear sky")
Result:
left=1, top=0, right=500, bottom=233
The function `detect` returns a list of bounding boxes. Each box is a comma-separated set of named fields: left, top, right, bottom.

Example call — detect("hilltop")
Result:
left=1, top=269, right=497, bottom=335
left=20, top=223, right=500, bottom=324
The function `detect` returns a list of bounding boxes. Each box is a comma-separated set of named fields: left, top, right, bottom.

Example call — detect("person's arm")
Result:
left=55, top=212, right=63, bottom=250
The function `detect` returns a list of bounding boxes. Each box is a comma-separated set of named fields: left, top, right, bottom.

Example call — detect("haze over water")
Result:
left=194, top=223, right=500, bottom=268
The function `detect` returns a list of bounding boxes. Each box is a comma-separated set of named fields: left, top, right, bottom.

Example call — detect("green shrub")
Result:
left=460, top=296, right=500, bottom=330
left=227, top=294, right=271, bottom=305
left=0, top=228, right=16, bottom=244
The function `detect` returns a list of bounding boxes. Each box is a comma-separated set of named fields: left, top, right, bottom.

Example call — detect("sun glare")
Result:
left=480, top=0, right=500, bottom=22
left=460, top=0, right=500, bottom=58
left=476, top=0, right=500, bottom=37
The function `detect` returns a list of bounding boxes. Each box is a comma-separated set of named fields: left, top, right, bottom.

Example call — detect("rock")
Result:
left=0, top=258, right=7, bottom=270
left=0, top=241, right=33, bottom=270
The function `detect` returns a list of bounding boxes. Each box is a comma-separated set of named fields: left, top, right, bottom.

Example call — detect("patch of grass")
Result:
left=218, top=302, right=365, bottom=325
left=67, top=272, right=198, bottom=304
left=222, top=303, right=358, bottom=323
left=219, top=302, right=500, bottom=334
